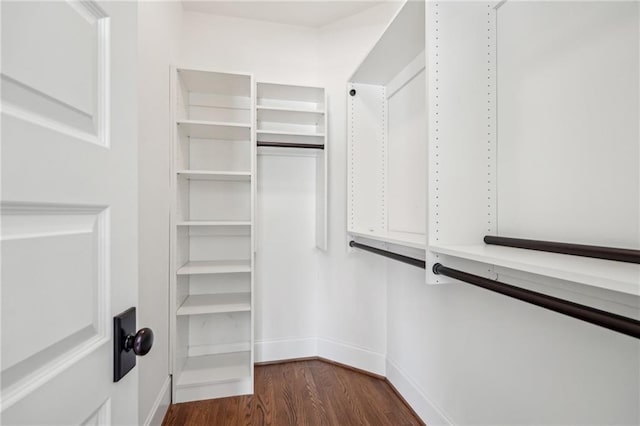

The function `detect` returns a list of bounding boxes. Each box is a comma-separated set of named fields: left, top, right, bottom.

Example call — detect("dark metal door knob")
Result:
left=124, top=327, right=154, bottom=356
left=114, top=307, right=153, bottom=382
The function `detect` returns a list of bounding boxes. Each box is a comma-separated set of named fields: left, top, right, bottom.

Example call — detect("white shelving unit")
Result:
left=170, top=67, right=255, bottom=403
left=347, top=0, right=426, bottom=254
left=256, top=82, right=328, bottom=250
left=427, top=1, right=640, bottom=294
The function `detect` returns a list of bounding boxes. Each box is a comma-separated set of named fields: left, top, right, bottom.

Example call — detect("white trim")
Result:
left=254, top=337, right=317, bottom=363
left=386, top=358, right=453, bottom=426
left=143, top=376, right=171, bottom=426
left=254, top=337, right=386, bottom=377
left=317, top=337, right=386, bottom=377
left=1, top=103, right=103, bottom=147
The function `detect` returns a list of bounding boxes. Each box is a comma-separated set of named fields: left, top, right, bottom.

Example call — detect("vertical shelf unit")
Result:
left=347, top=0, right=427, bottom=252
left=426, top=1, right=640, bottom=293
left=256, top=82, right=328, bottom=250
left=170, top=68, right=255, bottom=403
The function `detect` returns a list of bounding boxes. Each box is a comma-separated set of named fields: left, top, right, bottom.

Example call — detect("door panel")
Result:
left=1, top=0, right=138, bottom=424
left=1, top=0, right=108, bottom=145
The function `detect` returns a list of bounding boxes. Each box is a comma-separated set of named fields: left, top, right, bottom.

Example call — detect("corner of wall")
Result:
left=138, top=1, right=183, bottom=424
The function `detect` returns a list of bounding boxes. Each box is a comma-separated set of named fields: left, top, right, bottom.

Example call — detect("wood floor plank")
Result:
left=294, top=362, right=331, bottom=425
left=162, top=359, right=424, bottom=426
left=313, top=360, right=367, bottom=425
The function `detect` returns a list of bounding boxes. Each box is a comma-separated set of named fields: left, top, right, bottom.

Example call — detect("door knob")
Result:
left=124, top=327, right=153, bottom=356
left=114, top=307, right=153, bottom=382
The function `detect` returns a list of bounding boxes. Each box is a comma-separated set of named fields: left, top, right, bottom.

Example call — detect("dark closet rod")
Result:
left=348, top=241, right=639, bottom=339
left=257, top=141, right=324, bottom=150
left=484, top=236, right=640, bottom=264
left=433, top=263, right=640, bottom=339
left=348, top=241, right=426, bottom=269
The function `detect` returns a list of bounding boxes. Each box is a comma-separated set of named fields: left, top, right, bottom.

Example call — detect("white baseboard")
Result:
left=386, top=358, right=453, bottom=426
left=254, top=337, right=386, bottom=377
left=317, top=337, right=386, bottom=377
left=254, top=337, right=317, bottom=363
left=143, top=376, right=171, bottom=426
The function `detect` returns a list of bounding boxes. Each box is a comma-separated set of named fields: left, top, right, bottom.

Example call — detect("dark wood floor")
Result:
left=162, top=359, right=424, bottom=425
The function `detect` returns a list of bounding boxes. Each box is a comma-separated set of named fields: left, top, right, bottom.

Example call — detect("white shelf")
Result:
left=256, top=82, right=324, bottom=105
left=177, top=221, right=251, bottom=227
left=429, top=244, right=640, bottom=296
left=177, top=293, right=251, bottom=316
left=257, top=130, right=324, bottom=138
left=349, top=230, right=426, bottom=250
left=177, top=260, right=251, bottom=275
left=257, top=106, right=324, bottom=127
left=177, top=170, right=251, bottom=181
left=177, top=120, right=251, bottom=140
left=175, top=351, right=251, bottom=388
left=256, top=105, right=324, bottom=114
left=256, top=130, right=324, bottom=146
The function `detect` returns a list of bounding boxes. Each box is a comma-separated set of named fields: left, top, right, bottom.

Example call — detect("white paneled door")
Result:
left=1, top=1, right=139, bottom=424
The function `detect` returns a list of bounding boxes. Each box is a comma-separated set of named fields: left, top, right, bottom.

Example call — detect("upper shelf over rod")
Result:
left=349, top=0, right=425, bottom=85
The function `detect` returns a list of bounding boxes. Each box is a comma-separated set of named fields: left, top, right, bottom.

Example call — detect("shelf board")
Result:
left=256, top=106, right=324, bottom=127
left=429, top=244, right=640, bottom=296
left=176, top=351, right=251, bottom=388
left=257, top=130, right=324, bottom=138
left=349, top=0, right=425, bottom=85
left=256, top=105, right=324, bottom=114
left=177, top=170, right=251, bottom=181
left=349, top=230, right=426, bottom=250
left=177, top=260, right=251, bottom=275
left=177, top=221, right=251, bottom=227
left=256, top=82, right=324, bottom=104
left=177, top=120, right=251, bottom=140
left=177, top=293, right=251, bottom=316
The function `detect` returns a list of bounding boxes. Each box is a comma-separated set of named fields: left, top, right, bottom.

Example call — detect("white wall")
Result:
left=179, top=11, right=321, bottom=84
left=138, top=2, right=182, bottom=424
left=387, top=260, right=640, bottom=425
left=316, top=2, right=403, bottom=374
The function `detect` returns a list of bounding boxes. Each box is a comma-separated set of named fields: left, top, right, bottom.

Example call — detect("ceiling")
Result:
left=181, top=1, right=386, bottom=28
